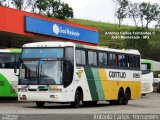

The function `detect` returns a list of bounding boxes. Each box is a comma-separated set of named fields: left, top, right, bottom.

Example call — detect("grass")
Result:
left=68, top=18, right=160, bottom=61
left=68, top=18, right=134, bottom=48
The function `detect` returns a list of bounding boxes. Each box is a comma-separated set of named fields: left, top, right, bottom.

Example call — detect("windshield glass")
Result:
left=0, top=53, right=20, bottom=69
left=22, top=48, right=64, bottom=58
left=141, top=63, right=150, bottom=74
left=19, top=60, right=62, bottom=85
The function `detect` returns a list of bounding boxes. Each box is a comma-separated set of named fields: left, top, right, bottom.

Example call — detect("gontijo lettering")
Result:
left=109, top=71, right=126, bottom=78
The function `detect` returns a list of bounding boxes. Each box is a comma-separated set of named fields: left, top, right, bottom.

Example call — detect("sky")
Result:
left=63, top=0, right=160, bottom=27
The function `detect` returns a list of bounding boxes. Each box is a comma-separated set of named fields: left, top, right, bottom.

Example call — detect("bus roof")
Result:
left=23, top=41, right=140, bottom=55
left=0, top=48, right=21, bottom=53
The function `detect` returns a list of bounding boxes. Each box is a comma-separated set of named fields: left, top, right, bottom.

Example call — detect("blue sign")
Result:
left=25, top=16, right=99, bottom=44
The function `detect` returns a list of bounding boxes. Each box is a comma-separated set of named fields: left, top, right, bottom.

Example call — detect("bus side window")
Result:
left=129, top=55, right=140, bottom=69
left=63, top=60, right=73, bottom=87
left=98, top=52, right=107, bottom=66
left=76, top=49, right=86, bottom=65
left=129, top=55, right=134, bottom=68
left=109, top=53, right=117, bottom=67
left=64, top=47, right=74, bottom=87
left=65, top=47, right=73, bottom=61
left=88, top=51, right=97, bottom=66
left=119, top=54, right=128, bottom=68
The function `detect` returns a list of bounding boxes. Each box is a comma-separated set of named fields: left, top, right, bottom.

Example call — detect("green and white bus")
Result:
left=141, top=59, right=154, bottom=95
left=0, top=49, right=21, bottom=97
left=141, top=59, right=160, bottom=95
left=17, top=42, right=141, bottom=108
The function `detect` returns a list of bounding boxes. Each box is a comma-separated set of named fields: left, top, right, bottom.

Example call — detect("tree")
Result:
left=155, top=6, right=160, bottom=30
left=127, top=2, right=140, bottom=27
left=155, top=19, right=160, bottom=30
left=27, top=0, right=38, bottom=13
left=139, top=2, right=160, bottom=29
left=36, top=0, right=48, bottom=14
left=46, top=0, right=61, bottom=17
left=0, top=0, right=6, bottom=6
left=46, top=0, right=73, bottom=19
left=114, top=0, right=129, bottom=28
left=11, top=0, right=31, bottom=10
left=55, top=2, right=73, bottom=19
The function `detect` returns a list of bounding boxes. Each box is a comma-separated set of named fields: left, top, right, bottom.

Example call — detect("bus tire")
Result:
left=71, top=89, right=82, bottom=108
left=109, top=89, right=125, bottom=105
left=157, top=83, right=160, bottom=93
left=123, top=89, right=131, bottom=105
left=36, top=102, right=45, bottom=108
left=157, top=87, right=160, bottom=93
left=117, top=89, right=125, bottom=105
left=83, top=101, right=98, bottom=106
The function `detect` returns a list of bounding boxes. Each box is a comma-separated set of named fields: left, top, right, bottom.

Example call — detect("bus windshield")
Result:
left=19, top=60, right=62, bottom=85
left=22, top=48, right=64, bottom=58
left=19, top=47, right=74, bottom=86
left=0, top=53, right=20, bottom=69
left=141, top=63, right=150, bottom=74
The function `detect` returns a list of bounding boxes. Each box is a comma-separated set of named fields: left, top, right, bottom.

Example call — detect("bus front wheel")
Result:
left=36, top=102, right=45, bottom=108
left=71, top=89, right=82, bottom=108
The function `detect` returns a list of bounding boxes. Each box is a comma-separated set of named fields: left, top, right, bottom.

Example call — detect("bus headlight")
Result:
left=19, top=95, right=27, bottom=100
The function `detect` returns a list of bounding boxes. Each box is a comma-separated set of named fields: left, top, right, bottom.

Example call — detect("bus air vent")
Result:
left=28, top=89, right=37, bottom=91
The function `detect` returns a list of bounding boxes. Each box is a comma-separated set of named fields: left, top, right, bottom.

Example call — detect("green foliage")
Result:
left=114, top=0, right=160, bottom=29
left=36, top=0, right=48, bottom=14
left=124, top=28, right=150, bottom=58
left=1, top=0, right=73, bottom=19
left=139, top=2, right=160, bottom=29
left=69, top=18, right=160, bottom=61
left=46, top=0, right=73, bottom=19
left=127, top=3, right=140, bottom=27
left=114, top=0, right=129, bottom=28
left=46, top=0, right=60, bottom=17
left=155, top=9, right=160, bottom=29
left=55, top=3, right=73, bottom=19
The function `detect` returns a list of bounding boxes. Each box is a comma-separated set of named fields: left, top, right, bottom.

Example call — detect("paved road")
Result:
left=0, top=92, right=160, bottom=120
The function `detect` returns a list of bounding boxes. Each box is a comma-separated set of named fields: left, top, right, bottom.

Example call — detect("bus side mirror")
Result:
left=14, top=67, right=19, bottom=76
left=14, top=62, right=19, bottom=76
left=14, top=67, right=17, bottom=74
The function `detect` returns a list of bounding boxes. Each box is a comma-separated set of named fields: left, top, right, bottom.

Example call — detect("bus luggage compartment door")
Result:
left=0, top=80, right=5, bottom=96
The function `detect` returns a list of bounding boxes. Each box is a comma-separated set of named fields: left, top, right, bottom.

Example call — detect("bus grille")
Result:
left=28, top=89, right=37, bottom=91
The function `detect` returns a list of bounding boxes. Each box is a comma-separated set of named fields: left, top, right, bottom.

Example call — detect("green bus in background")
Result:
left=141, top=59, right=160, bottom=94
left=0, top=49, right=21, bottom=97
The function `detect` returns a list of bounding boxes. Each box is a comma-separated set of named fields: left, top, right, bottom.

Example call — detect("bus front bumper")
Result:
left=18, top=92, right=63, bottom=102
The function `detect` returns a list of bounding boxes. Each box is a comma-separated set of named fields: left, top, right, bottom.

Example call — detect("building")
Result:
left=0, top=6, right=99, bottom=48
